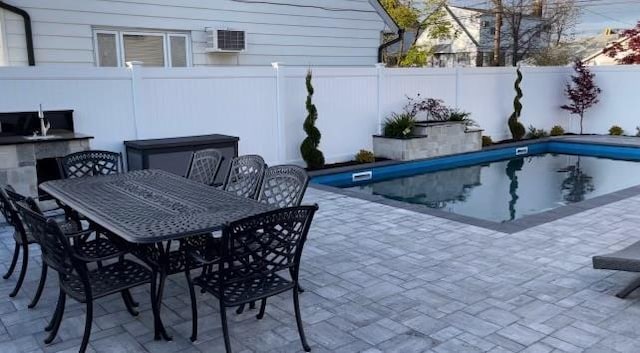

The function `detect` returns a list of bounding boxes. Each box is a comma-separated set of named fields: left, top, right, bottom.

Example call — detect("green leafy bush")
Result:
left=609, top=125, right=624, bottom=135
left=448, top=109, right=475, bottom=125
left=355, top=150, right=375, bottom=163
left=300, top=69, right=325, bottom=169
left=482, top=135, right=493, bottom=147
left=383, top=112, right=416, bottom=138
left=550, top=125, right=565, bottom=136
left=527, top=125, right=549, bottom=139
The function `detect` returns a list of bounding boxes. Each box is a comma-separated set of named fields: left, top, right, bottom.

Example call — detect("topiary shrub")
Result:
left=300, top=69, right=325, bottom=169
left=355, top=150, right=375, bottom=163
left=550, top=125, right=565, bottom=136
left=508, top=67, right=526, bottom=140
left=482, top=135, right=493, bottom=147
left=526, top=125, right=549, bottom=139
left=383, top=112, right=416, bottom=138
left=609, top=125, right=624, bottom=136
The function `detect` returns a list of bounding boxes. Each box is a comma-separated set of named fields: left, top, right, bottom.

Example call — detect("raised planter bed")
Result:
left=374, top=121, right=483, bottom=161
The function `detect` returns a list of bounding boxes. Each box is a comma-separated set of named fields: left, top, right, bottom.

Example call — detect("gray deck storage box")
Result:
left=125, top=134, right=239, bottom=185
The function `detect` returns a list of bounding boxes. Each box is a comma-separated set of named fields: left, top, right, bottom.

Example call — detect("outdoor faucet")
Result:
left=38, top=104, right=50, bottom=136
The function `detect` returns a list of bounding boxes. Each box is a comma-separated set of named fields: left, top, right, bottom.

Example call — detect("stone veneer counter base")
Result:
left=0, top=133, right=92, bottom=197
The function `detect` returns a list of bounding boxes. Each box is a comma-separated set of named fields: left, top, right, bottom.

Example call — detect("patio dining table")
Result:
left=39, top=169, right=273, bottom=340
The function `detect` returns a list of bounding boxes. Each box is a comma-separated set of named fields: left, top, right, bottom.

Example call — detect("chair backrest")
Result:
left=258, top=165, right=309, bottom=208
left=186, top=148, right=223, bottom=186
left=219, top=205, right=318, bottom=287
left=223, top=155, right=266, bottom=199
left=0, top=187, right=20, bottom=228
left=5, top=187, right=44, bottom=215
left=61, top=150, right=123, bottom=179
left=15, top=203, right=76, bottom=277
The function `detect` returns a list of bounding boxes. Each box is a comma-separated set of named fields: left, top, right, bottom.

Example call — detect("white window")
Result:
left=94, top=30, right=191, bottom=67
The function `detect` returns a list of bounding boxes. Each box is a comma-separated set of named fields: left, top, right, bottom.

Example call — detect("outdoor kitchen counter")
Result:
left=0, top=131, right=93, bottom=146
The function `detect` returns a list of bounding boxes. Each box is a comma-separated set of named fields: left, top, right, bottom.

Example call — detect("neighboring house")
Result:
left=582, top=30, right=631, bottom=66
left=416, top=6, right=548, bottom=67
left=0, top=0, right=397, bottom=67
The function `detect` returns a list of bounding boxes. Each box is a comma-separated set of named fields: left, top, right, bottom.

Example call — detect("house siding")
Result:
left=1, top=0, right=387, bottom=67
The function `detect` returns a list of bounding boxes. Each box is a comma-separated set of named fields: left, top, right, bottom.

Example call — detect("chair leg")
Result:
left=219, top=304, right=232, bottom=353
left=9, top=243, right=28, bottom=298
left=256, top=299, right=267, bottom=320
left=290, top=268, right=305, bottom=293
left=121, top=290, right=139, bottom=316
left=150, top=271, right=161, bottom=341
left=235, top=304, right=245, bottom=314
left=45, top=288, right=66, bottom=344
left=185, top=269, right=198, bottom=342
left=44, top=288, right=61, bottom=332
left=293, top=289, right=311, bottom=352
left=616, top=276, right=640, bottom=298
left=79, top=300, right=93, bottom=353
left=123, top=288, right=139, bottom=308
left=28, top=263, right=48, bottom=309
left=3, top=244, right=19, bottom=279
left=155, top=271, right=172, bottom=341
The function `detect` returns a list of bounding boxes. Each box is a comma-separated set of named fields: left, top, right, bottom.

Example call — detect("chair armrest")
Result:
left=73, top=250, right=127, bottom=263
left=181, top=234, right=222, bottom=267
left=189, top=251, right=221, bottom=267
left=64, top=228, right=95, bottom=238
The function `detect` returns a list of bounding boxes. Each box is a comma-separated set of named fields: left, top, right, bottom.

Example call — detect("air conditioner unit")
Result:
left=205, top=28, right=246, bottom=53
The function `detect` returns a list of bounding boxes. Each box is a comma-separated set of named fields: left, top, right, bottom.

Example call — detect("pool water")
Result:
left=345, top=153, right=640, bottom=223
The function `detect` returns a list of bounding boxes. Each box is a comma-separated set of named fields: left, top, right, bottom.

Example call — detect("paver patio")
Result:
left=0, top=186, right=638, bottom=353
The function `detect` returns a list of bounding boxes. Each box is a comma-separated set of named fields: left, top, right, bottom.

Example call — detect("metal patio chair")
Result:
left=223, top=155, right=266, bottom=200
left=0, top=187, right=34, bottom=299
left=16, top=203, right=152, bottom=353
left=2, top=187, right=128, bottom=309
left=186, top=148, right=223, bottom=186
left=184, top=205, right=318, bottom=352
left=234, top=164, right=310, bottom=314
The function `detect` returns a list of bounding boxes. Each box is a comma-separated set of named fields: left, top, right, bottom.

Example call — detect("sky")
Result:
left=450, top=0, right=640, bottom=36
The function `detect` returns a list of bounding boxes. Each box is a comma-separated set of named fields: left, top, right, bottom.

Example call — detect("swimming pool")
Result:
left=312, top=140, right=640, bottom=231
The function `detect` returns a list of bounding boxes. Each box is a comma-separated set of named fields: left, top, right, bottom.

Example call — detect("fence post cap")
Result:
left=126, top=61, right=144, bottom=68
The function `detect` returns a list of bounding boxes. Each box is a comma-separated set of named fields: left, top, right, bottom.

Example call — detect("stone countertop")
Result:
left=0, top=131, right=93, bottom=146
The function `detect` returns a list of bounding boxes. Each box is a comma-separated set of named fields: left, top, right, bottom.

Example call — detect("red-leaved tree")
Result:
left=561, top=59, right=601, bottom=134
left=603, top=22, right=640, bottom=64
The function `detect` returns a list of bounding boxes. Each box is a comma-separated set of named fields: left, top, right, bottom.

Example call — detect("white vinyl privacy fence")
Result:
left=0, top=64, right=638, bottom=165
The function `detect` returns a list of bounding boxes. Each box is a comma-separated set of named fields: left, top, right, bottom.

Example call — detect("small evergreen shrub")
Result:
left=508, top=67, right=526, bottom=140
left=355, top=150, right=375, bottom=163
left=482, top=135, right=493, bottom=147
left=550, top=125, right=565, bottom=136
left=609, top=125, right=624, bottom=136
left=383, top=112, right=416, bottom=138
left=527, top=125, right=549, bottom=139
left=300, top=69, right=325, bottom=169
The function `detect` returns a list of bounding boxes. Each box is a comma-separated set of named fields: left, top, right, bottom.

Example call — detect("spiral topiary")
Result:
left=508, top=67, right=526, bottom=140
left=300, top=69, right=325, bottom=169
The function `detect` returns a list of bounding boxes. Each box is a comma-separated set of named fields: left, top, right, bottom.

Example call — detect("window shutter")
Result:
left=123, top=34, right=165, bottom=67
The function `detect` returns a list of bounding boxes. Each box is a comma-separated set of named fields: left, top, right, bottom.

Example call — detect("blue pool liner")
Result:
left=313, top=141, right=640, bottom=188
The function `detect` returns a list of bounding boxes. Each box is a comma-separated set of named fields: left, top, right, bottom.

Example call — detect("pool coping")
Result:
left=310, top=136, right=640, bottom=234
